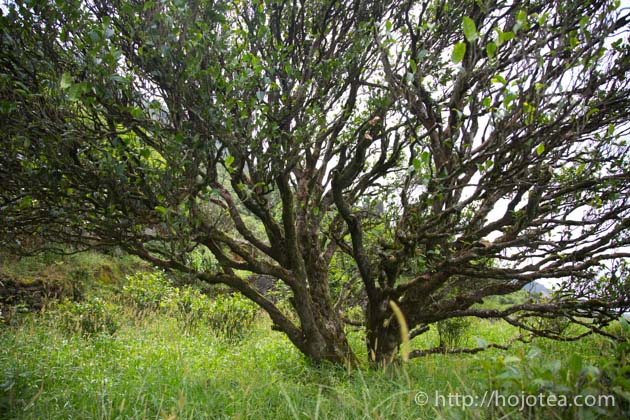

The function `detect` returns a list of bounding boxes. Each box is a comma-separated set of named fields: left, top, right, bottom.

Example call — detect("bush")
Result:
left=122, top=271, right=174, bottom=310
left=54, top=297, right=119, bottom=337
left=0, top=302, right=30, bottom=327
left=436, top=317, right=471, bottom=350
left=469, top=339, right=630, bottom=419
left=122, top=271, right=257, bottom=338
left=207, top=293, right=258, bottom=339
left=187, top=246, right=217, bottom=273
left=160, top=285, right=211, bottom=331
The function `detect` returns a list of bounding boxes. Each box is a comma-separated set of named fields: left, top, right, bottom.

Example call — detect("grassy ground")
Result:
left=0, top=253, right=628, bottom=419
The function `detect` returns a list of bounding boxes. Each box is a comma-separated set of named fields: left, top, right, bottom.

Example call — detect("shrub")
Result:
left=122, top=270, right=257, bottom=338
left=187, top=246, right=217, bottom=273
left=122, top=271, right=175, bottom=310
left=0, top=303, right=30, bottom=327
left=436, top=317, right=472, bottom=350
left=160, top=285, right=211, bottom=331
left=207, top=293, right=258, bottom=339
left=54, top=297, right=119, bottom=336
left=469, top=339, right=630, bottom=419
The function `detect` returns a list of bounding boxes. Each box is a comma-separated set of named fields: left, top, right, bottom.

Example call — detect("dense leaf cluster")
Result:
left=1, top=0, right=629, bottom=364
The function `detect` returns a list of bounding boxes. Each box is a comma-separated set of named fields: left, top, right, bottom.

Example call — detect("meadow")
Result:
left=1, top=252, right=628, bottom=420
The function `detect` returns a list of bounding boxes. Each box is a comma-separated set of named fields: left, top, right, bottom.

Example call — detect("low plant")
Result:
left=208, top=293, right=258, bottom=339
left=53, top=297, right=119, bottom=337
left=465, top=328, right=630, bottom=419
left=121, top=271, right=175, bottom=311
left=122, top=271, right=257, bottom=338
left=160, top=285, right=211, bottom=331
left=436, top=316, right=472, bottom=350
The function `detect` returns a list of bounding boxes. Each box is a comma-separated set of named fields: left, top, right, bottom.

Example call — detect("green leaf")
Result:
left=452, top=42, right=466, bottom=64
left=462, top=17, right=478, bottom=42
left=486, top=41, right=497, bottom=57
left=584, top=107, right=599, bottom=120
left=536, top=143, right=545, bottom=156
left=483, top=97, right=492, bottom=108
left=412, top=158, right=422, bottom=170
left=155, top=205, right=167, bottom=216
left=491, top=74, right=507, bottom=85
left=129, top=106, right=144, bottom=118
left=496, top=30, right=515, bottom=46
left=514, top=10, right=528, bottom=32
left=225, top=155, right=235, bottom=169
left=256, top=90, right=265, bottom=101
left=18, top=196, right=33, bottom=209
left=110, top=74, right=128, bottom=84
left=503, top=92, right=518, bottom=108
left=67, top=83, right=84, bottom=101
left=60, top=72, right=72, bottom=89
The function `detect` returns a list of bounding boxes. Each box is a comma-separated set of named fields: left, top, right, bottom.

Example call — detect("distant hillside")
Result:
left=523, top=281, right=551, bottom=297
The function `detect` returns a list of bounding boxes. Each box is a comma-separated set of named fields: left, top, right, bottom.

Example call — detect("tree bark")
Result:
left=366, top=297, right=402, bottom=366
left=292, top=267, right=357, bottom=365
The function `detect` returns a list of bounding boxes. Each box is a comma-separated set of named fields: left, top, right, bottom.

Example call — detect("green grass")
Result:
left=2, top=310, right=628, bottom=420
left=1, top=253, right=629, bottom=419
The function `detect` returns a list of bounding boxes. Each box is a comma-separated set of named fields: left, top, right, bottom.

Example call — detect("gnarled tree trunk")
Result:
left=366, top=299, right=401, bottom=366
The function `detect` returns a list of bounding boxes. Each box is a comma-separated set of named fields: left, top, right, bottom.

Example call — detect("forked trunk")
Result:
left=300, top=318, right=357, bottom=365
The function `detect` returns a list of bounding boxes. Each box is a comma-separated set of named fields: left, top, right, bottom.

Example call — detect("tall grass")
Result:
left=1, top=253, right=628, bottom=419
left=1, top=308, right=627, bottom=419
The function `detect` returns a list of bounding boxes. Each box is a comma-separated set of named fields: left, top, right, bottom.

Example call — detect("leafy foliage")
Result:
left=122, top=271, right=175, bottom=311
left=437, top=317, right=472, bottom=350
left=1, top=0, right=629, bottom=364
left=53, top=297, right=119, bottom=337
left=207, top=293, right=258, bottom=340
left=159, top=284, right=212, bottom=330
left=471, top=336, right=630, bottom=418
left=122, top=270, right=256, bottom=336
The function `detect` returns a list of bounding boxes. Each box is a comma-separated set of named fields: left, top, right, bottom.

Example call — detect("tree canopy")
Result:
left=1, top=0, right=630, bottom=365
